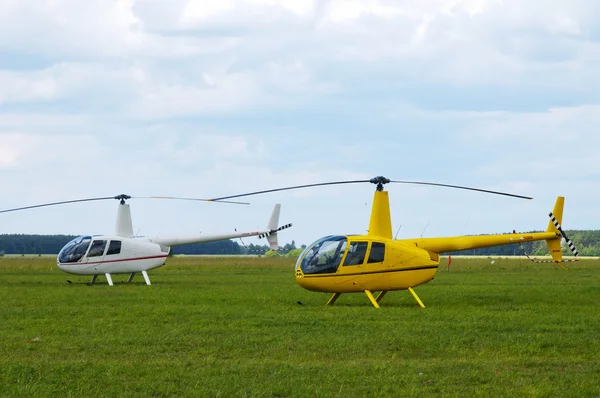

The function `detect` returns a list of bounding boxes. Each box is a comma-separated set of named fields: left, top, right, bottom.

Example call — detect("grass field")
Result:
left=1, top=255, right=599, bottom=397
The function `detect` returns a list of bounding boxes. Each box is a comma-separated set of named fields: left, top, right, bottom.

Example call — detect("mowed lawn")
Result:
left=0, top=255, right=599, bottom=397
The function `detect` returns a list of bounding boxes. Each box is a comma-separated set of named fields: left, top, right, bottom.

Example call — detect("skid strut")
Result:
left=327, top=293, right=341, bottom=306
left=364, top=290, right=380, bottom=309
left=408, top=287, right=425, bottom=308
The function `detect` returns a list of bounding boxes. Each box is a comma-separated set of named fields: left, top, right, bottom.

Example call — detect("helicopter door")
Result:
left=86, top=239, right=107, bottom=261
left=367, top=242, right=385, bottom=264
left=342, top=242, right=368, bottom=267
left=105, top=240, right=122, bottom=256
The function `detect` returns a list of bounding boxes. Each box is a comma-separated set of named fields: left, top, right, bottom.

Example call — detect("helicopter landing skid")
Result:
left=408, top=287, right=426, bottom=309
left=364, top=290, right=380, bottom=308
left=326, top=292, right=341, bottom=306
left=127, top=271, right=151, bottom=285
left=141, top=270, right=151, bottom=286
left=326, top=288, right=426, bottom=308
left=86, top=273, right=114, bottom=286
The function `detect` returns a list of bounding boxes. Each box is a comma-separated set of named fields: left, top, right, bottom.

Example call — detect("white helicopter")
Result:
left=0, top=194, right=291, bottom=286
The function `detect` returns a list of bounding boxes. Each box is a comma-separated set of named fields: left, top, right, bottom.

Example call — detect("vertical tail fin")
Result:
left=115, top=203, right=134, bottom=238
left=267, top=204, right=281, bottom=251
left=545, top=197, right=564, bottom=262
left=257, top=204, right=291, bottom=251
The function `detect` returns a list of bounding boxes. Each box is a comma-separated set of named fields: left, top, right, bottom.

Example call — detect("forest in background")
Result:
left=1, top=231, right=599, bottom=256
left=0, top=234, right=298, bottom=256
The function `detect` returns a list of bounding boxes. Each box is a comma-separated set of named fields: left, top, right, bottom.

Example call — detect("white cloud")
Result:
left=0, top=133, right=31, bottom=167
left=178, top=0, right=315, bottom=28
left=130, top=70, right=261, bottom=118
left=0, top=0, right=142, bottom=57
left=0, top=71, right=58, bottom=103
left=1, top=0, right=600, bottom=244
left=0, top=63, right=121, bottom=105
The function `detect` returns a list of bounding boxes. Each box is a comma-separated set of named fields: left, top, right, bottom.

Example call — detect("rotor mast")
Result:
left=114, top=194, right=134, bottom=238
left=368, top=176, right=393, bottom=239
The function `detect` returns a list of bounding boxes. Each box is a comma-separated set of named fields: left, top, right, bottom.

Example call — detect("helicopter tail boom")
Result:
left=404, top=197, right=570, bottom=258
left=148, top=204, right=291, bottom=250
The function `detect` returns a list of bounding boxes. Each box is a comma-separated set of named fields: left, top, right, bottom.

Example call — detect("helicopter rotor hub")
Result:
left=369, top=176, right=390, bottom=191
left=114, top=194, right=131, bottom=205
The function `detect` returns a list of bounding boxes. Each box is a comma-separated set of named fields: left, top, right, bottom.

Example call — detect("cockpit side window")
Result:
left=368, top=242, right=385, bottom=263
left=298, top=236, right=347, bottom=275
left=343, top=242, right=368, bottom=266
left=106, top=240, right=122, bottom=255
left=88, top=240, right=107, bottom=257
left=58, top=236, right=91, bottom=263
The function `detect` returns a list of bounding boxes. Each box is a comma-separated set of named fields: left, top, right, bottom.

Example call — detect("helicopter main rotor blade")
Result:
left=389, top=180, right=533, bottom=200
left=134, top=196, right=250, bottom=205
left=0, top=194, right=250, bottom=215
left=209, top=177, right=532, bottom=201
left=0, top=197, right=115, bottom=214
left=209, top=179, right=373, bottom=201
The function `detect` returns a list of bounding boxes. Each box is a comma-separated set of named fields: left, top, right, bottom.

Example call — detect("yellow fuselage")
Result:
left=295, top=236, right=436, bottom=292
left=295, top=231, right=557, bottom=293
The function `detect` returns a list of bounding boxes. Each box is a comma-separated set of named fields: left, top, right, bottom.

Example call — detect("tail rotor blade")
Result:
left=277, top=223, right=293, bottom=232
left=258, top=223, right=293, bottom=239
left=549, top=212, right=579, bottom=257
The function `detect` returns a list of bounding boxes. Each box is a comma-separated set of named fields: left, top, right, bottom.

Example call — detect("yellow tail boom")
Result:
left=400, top=197, right=564, bottom=258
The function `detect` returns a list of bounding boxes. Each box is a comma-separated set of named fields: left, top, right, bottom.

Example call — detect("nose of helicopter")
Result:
left=295, top=268, right=308, bottom=289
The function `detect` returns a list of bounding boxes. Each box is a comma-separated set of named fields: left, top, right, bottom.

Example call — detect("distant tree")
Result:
left=286, top=248, right=303, bottom=258
left=282, top=241, right=297, bottom=252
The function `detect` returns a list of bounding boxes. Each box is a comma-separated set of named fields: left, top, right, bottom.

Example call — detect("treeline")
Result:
left=0, top=234, right=301, bottom=256
left=1, top=231, right=600, bottom=257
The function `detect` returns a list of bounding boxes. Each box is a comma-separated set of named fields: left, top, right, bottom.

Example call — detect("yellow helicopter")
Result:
left=210, top=176, right=578, bottom=308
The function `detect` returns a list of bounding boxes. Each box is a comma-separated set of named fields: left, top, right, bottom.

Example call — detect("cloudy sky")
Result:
left=1, top=0, right=600, bottom=247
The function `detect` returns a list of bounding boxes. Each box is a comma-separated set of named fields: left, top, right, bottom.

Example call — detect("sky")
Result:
left=1, top=0, right=600, bottom=248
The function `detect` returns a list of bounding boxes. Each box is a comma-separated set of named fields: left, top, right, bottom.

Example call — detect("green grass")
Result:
left=1, top=256, right=599, bottom=397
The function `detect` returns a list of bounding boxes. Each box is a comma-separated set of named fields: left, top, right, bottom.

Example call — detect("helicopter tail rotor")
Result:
left=544, top=197, right=579, bottom=262
left=257, top=204, right=292, bottom=251
left=259, top=223, right=293, bottom=251
left=548, top=213, right=579, bottom=258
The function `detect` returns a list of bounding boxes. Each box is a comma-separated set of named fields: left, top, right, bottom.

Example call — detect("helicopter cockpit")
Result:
left=295, top=235, right=348, bottom=275
left=58, top=235, right=92, bottom=263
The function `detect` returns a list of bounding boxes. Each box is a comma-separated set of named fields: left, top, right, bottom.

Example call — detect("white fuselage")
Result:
left=57, top=235, right=169, bottom=276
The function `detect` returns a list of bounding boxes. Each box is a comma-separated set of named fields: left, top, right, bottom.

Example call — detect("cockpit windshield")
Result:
left=295, top=235, right=348, bottom=275
left=58, top=236, right=92, bottom=263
